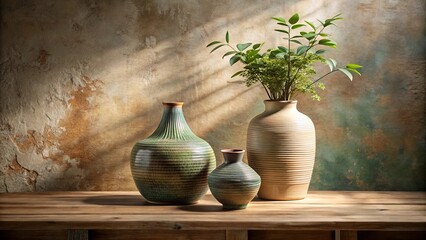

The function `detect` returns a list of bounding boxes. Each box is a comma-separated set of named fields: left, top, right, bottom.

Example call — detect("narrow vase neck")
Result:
left=222, top=149, right=245, bottom=163
left=264, top=100, right=298, bottom=113
left=150, top=102, right=195, bottom=139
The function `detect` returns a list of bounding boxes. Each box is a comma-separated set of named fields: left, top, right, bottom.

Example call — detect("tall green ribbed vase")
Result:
left=130, top=102, right=216, bottom=204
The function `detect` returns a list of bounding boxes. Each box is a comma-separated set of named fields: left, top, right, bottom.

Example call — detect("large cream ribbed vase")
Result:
left=247, top=100, right=315, bottom=200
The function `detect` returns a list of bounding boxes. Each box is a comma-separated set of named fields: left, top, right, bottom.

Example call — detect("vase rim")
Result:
left=163, top=101, right=184, bottom=107
left=264, top=100, right=297, bottom=103
left=221, top=149, right=245, bottom=153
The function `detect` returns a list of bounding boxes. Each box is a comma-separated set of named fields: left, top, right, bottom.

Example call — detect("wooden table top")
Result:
left=0, top=191, right=425, bottom=231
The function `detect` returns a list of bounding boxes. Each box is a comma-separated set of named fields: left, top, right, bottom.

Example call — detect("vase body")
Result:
left=131, top=102, right=216, bottom=204
left=247, top=101, right=315, bottom=200
left=208, top=149, right=261, bottom=210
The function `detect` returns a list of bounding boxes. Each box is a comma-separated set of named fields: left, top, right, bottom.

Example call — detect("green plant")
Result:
left=207, top=13, right=362, bottom=101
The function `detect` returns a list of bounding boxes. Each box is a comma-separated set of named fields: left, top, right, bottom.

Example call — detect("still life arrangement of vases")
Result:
left=131, top=13, right=361, bottom=209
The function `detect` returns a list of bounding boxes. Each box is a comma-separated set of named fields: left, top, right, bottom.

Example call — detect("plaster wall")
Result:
left=0, top=0, right=424, bottom=192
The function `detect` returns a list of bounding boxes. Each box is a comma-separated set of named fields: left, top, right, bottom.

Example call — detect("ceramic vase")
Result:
left=247, top=100, right=315, bottom=200
left=130, top=102, right=216, bottom=204
left=208, top=149, right=261, bottom=210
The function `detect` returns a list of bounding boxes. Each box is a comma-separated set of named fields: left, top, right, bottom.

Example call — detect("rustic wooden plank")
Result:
left=357, top=231, right=426, bottom=240
left=0, top=191, right=425, bottom=231
left=0, top=230, right=67, bottom=240
left=90, top=230, right=226, bottom=240
left=339, top=230, right=357, bottom=240
left=2, top=203, right=424, bottom=215
left=1, top=214, right=425, bottom=231
left=67, top=229, right=88, bottom=240
left=249, top=230, right=335, bottom=240
left=226, top=230, right=248, bottom=240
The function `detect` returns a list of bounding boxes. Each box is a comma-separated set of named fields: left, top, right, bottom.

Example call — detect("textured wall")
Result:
left=0, top=0, right=424, bottom=192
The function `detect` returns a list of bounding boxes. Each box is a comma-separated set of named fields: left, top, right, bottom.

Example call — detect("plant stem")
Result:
left=308, top=69, right=338, bottom=87
left=284, top=25, right=291, bottom=101
left=226, top=44, right=237, bottom=52
left=261, top=83, right=272, bottom=99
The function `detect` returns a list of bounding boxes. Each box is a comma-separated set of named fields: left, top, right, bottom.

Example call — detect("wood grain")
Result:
left=90, top=230, right=225, bottom=240
left=357, top=231, right=426, bottom=240
left=249, top=230, right=335, bottom=240
left=67, top=229, right=88, bottom=240
left=339, top=230, right=357, bottom=240
left=0, top=230, right=67, bottom=240
left=226, top=230, right=248, bottom=240
left=0, top=191, right=425, bottom=231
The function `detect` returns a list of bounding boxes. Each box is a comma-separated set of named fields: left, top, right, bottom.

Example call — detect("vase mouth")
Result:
left=163, top=101, right=184, bottom=107
left=221, top=149, right=245, bottom=154
left=264, top=100, right=297, bottom=103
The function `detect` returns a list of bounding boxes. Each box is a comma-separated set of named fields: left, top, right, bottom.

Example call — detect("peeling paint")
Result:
left=57, top=75, right=103, bottom=168
left=6, top=155, right=39, bottom=191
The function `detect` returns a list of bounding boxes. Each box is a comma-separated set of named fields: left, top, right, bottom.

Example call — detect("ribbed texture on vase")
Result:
left=208, top=150, right=261, bottom=209
left=130, top=103, right=216, bottom=204
left=247, top=101, right=315, bottom=200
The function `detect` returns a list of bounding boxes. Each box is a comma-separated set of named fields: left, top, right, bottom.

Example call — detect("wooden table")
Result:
left=0, top=191, right=425, bottom=240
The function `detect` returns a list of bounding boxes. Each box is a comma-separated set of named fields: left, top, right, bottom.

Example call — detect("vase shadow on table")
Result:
left=177, top=204, right=224, bottom=212
left=83, top=195, right=149, bottom=206
left=82, top=195, right=218, bottom=208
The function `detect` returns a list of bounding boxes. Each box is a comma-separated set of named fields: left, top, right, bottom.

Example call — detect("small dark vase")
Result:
left=208, top=149, right=261, bottom=210
left=130, top=102, right=216, bottom=204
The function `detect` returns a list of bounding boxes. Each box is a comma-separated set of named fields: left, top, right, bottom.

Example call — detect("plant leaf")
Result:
left=222, top=51, right=237, bottom=58
left=277, top=22, right=289, bottom=27
left=305, top=20, right=316, bottom=30
left=290, top=39, right=303, bottom=45
left=332, top=13, right=343, bottom=19
left=253, top=43, right=262, bottom=49
left=272, top=17, right=286, bottom=23
left=229, top=55, right=240, bottom=66
left=315, top=49, right=326, bottom=54
left=338, top=68, right=353, bottom=81
left=270, top=49, right=281, bottom=56
left=323, top=19, right=336, bottom=27
left=296, top=45, right=309, bottom=55
left=319, top=33, right=329, bottom=37
left=275, top=29, right=289, bottom=34
left=319, top=39, right=332, bottom=44
left=275, top=52, right=286, bottom=58
left=206, top=41, right=221, bottom=47
left=289, top=13, right=299, bottom=24
left=347, top=68, right=361, bottom=76
left=210, top=43, right=226, bottom=53
left=278, top=46, right=288, bottom=52
left=237, top=43, right=252, bottom=51
left=302, top=32, right=316, bottom=40
left=319, top=39, right=337, bottom=48
left=346, top=63, right=362, bottom=69
left=325, top=59, right=334, bottom=71
left=225, top=31, right=229, bottom=43
left=231, top=70, right=244, bottom=78
left=291, top=23, right=305, bottom=29
left=330, top=58, right=337, bottom=68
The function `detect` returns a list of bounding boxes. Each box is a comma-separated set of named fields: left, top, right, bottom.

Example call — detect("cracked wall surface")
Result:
left=0, top=0, right=425, bottom=192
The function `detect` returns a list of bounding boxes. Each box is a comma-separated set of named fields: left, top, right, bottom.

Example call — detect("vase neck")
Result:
left=264, top=100, right=298, bottom=113
left=150, top=102, right=195, bottom=140
left=221, top=149, right=245, bottom=163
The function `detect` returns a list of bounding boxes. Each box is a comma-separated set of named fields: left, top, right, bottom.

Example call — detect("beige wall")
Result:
left=1, top=0, right=425, bottom=192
